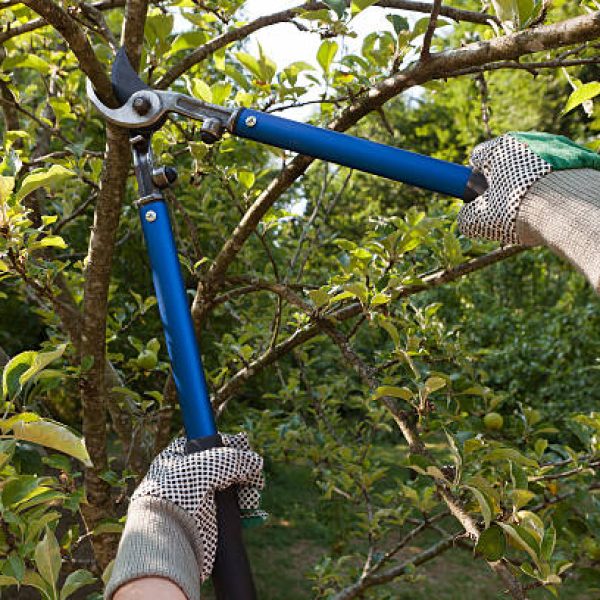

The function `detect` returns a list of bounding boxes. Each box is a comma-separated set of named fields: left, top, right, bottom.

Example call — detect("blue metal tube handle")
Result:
left=233, top=108, right=486, bottom=201
left=139, top=199, right=216, bottom=439
left=138, top=194, right=256, bottom=600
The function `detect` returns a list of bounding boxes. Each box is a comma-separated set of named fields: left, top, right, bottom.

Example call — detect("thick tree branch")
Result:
left=79, top=123, right=130, bottom=568
left=121, top=0, right=149, bottom=71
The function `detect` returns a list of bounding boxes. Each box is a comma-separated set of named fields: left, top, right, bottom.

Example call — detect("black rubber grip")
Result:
left=186, top=434, right=257, bottom=600
left=463, top=170, right=488, bottom=202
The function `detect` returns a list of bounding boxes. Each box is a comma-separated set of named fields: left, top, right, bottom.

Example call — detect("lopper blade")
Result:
left=111, top=47, right=151, bottom=106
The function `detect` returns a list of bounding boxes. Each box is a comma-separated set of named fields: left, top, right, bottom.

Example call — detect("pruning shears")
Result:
left=87, top=48, right=488, bottom=600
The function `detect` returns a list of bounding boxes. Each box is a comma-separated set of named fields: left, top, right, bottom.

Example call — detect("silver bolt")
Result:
left=245, top=115, right=257, bottom=128
left=145, top=210, right=157, bottom=223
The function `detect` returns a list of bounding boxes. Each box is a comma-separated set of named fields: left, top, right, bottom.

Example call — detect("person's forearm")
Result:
left=105, top=497, right=203, bottom=600
left=113, top=577, right=187, bottom=600
left=517, top=168, right=600, bottom=293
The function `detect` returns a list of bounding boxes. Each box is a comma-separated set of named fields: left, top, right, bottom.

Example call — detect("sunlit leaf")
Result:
left=34, top=528, right=61, bottom=588
left=374, top=386, right=413, bottom=401
left=19, top=344, right=66, bottom=387
left=563, top=81, right=600, bottom=115
left=11, top=419, right=91, bottom=466
left=15, top=165, right=75, bottom=203
left=317, top=40, right=339, bottom=75
left=465, top=485, right=493, bottom=529
left=351, top=0, right=378, bottom=16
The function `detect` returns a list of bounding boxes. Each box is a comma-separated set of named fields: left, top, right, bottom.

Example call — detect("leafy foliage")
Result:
left=0, top=0, right=599, bottom=598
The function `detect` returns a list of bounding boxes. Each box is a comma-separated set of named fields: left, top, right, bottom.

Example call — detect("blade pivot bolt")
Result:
left=133, top=96, right=152, bottom=116
left=145, top=210, right=157, bottom=223
left=245, top=116, right=257, bottom=128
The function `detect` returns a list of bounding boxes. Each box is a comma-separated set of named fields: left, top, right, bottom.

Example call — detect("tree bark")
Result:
left=79, top=123, right=130, bottom=569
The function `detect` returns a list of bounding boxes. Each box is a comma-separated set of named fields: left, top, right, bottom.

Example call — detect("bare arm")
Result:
left=113, top=577, right=187, bottom=600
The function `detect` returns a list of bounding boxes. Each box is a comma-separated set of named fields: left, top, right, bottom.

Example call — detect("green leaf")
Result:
left=323, top=0, right=346, bottom=18
left=2, top=351, right=36, bottom=398
left=563, top=82, right=600, bottom=115
left=15, top=165, right=75, bottom=203
left=60, top=569, right=96, bottom=600
left=237, top=170, right=255, bottom=189
left=374, top=385, right=413, bottom=401
left=475, top=524, right=506, bottom=561
left=25, top=511, right=61, bottom=544
left=18, top=345, right=66, bottom=387
left=343, top=282, right=368, bottom=304
left=465, top=485, right=493, bottom=529
left=423, top=376, right=446, bottom=395
left=508, top=489, right=535, bottom=510
left=236, top=44, right=276, bottom=84
left=23, top=569, right=53, bottom=599
left=517, top=0, right=536, bottom=24
left=387, top=14, right=410, bottom=35
left=11, top=419, right=91, bottom=466
left=5, top=552, right=25, bottom=582
left=191, top=79, right=212, bottom=102
left=35, top=528, right=61, bottom=588
left=351, top=0, right=378, bottom=16
left=28, top=235, right=68, bottom=251
left=317, top=40, right=339, bottom=75
left=0, top=175, right=15, bottom=201
left=534, top=438, right=548, bottom=458
left=2, top=475, right=42, bottom=507
left=2, top=55, right=50, bottom=75
left=498, top=522, right=540, bottom=566
left=236, top=52, right=262, bottom=80
left=101, top=560, right=115, bottom=586
left=0, top=575, right=19, bottom=586
left=0, top=439, right=16, bottom=470
left=308, top=288, right=330, bottom=308
left=211, top=82, right=232, bottom=105
left=93, top=519, right=125, bottom=536
left=483, top=447, right=537, bottom=468
left=370, top=293, right=390, bottom=306
left=541, top=523, right=556, bottom=561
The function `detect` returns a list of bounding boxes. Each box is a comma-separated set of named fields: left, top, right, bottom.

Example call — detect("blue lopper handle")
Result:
left=232, top=108, right=487, bottom=201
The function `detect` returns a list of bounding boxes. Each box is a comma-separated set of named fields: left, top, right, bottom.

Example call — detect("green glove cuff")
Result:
left=509, top=131, right=600, bottom=171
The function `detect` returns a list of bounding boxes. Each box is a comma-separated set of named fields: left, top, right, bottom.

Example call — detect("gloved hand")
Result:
left=457, top=131, right=600, bottom=245
left=105, top=432, right=265, bottom=600
left=457, top=132, right=600, bottom=292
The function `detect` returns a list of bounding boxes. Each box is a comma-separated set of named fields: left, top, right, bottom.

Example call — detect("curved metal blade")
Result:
left=112, top=47, right=150, bottom=106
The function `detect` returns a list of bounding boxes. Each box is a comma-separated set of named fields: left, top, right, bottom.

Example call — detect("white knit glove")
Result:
left=457, top=132, right=600, bottom=245
left=131, top=432, right=265, bottom=581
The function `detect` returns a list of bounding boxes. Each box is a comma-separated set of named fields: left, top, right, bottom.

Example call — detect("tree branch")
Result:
left=420, top=0, right=443, bottom=60
left=194, top=11, right=600, bottom=329
left=121, top=0, right=149, bottom=71
left=21, top=0, right=115, bottom=105
left=157, top=1, right=496, bottom=88
left=214, top=246, right=526, bottom=408
left=332, top=535, right=457, bottom=599
left=79, top=123, right=130, bottom=568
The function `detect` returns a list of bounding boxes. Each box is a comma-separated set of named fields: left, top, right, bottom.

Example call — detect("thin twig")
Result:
left=420, top=0, right=443, bottom=60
